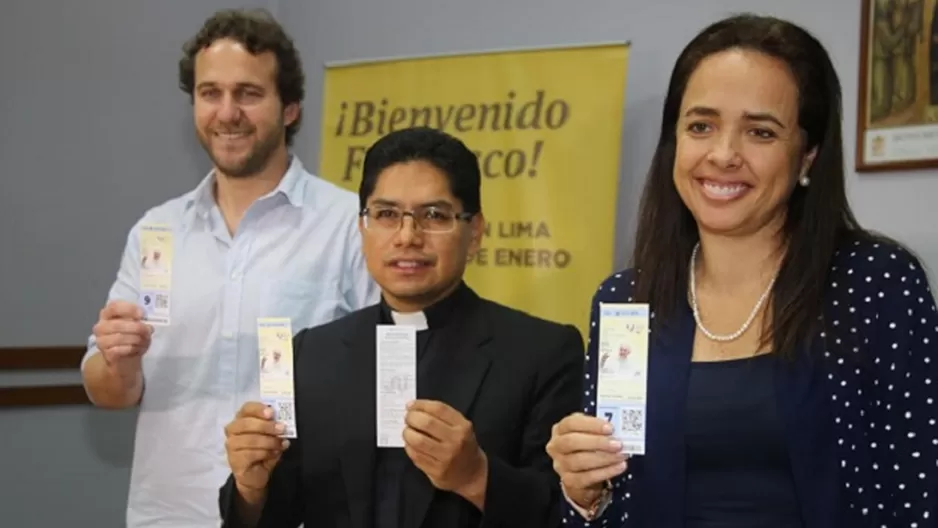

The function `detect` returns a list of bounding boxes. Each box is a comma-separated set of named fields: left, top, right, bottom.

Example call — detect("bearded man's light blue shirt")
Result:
left=82, top=156, right=379, bottom=527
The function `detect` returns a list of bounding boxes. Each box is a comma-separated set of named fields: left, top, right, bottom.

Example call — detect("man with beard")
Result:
left=80, top=8, right=379, bottom=528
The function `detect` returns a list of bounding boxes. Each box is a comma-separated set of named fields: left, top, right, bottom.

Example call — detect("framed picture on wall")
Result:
left=856, top=0, right=938, bottom=172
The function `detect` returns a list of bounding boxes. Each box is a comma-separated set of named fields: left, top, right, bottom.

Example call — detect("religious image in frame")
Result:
left=856, top=0, right=938, bottom=172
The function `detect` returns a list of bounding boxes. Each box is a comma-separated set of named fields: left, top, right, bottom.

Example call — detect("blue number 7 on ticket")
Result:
left=595, top=303, right=650, bottom=455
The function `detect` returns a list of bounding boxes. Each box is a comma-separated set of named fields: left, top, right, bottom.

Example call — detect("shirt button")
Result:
left=230, top=271, right=240, bottom=280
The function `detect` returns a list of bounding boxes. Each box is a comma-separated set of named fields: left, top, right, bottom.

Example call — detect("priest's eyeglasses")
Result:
left=361, top=205, right=475, bottom=233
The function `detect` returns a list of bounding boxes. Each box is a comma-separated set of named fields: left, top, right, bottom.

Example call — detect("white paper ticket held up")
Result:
left=138, top=224, right=173, bottom=326
left=595, top=302, right=650, bottom=455
left=376, top=325, right=417, bottom=448
left=257, top=317, right=297, bottom=438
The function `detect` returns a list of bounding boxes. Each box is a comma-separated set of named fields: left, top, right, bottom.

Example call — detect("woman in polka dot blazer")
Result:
left=545, top=13, right=938, bottom=528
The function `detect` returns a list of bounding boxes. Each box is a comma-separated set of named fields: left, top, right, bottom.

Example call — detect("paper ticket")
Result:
left=376, top=325, right=417, bottom=448
left=595, top=303, right=650, bottom=455
left=138, top=223, right=173, bottom=326
left=257, top=317, right=297, bottom=438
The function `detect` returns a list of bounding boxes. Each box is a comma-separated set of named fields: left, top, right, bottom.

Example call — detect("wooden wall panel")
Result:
left=0, top=347, right=89, bottom=407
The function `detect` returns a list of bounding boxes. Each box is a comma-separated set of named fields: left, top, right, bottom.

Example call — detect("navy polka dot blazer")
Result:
left=564, top=237, right=938, bottom=528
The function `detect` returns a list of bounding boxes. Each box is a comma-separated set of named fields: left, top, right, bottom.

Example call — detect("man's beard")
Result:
left=199, top=125, right=284, bottom=179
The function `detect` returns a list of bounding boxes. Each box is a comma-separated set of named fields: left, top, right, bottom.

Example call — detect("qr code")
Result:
left=620, top=408, right=645, bottom=435
left=155, top=294, right=168, bottom=309
left=274, top=400, right=295, bottom=423
left=270, top=400, right=297, bottom=437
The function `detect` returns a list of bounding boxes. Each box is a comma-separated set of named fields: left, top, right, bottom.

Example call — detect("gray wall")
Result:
left=0, top=1, right=273, bottom=526
left=1, top=0, right=934, bottom=526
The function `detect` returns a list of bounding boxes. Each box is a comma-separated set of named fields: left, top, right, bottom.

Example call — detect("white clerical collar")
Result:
left=391, top=310, right=429, bottom=331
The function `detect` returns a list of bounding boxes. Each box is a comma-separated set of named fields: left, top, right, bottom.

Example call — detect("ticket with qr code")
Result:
left=257, top=317, right=297, bottom=438
left=139, top=224, right=173, bottom=326
left=596, top=303, right=650, bottom=455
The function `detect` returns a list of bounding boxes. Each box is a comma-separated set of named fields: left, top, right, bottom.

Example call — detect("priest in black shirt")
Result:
left=219, top=126, right=585, bottom=528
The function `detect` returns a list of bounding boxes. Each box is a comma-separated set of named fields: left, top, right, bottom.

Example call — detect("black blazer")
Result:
left=219, top=289, right=585, bottom=528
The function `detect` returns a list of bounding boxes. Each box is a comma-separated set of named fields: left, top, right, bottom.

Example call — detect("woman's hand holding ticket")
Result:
left=545, top=412, right=629, bottom=508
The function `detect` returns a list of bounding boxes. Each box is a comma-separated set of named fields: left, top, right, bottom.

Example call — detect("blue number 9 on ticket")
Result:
left=139, top=224, right=173, bottom=326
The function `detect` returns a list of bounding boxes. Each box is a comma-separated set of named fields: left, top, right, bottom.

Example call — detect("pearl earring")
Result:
left=799, top=175, right=810, bottom=187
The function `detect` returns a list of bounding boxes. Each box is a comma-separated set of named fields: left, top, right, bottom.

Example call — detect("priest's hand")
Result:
left=403, top=399, right=488, bottom=509
left=224, top=402, right=290, bottom=498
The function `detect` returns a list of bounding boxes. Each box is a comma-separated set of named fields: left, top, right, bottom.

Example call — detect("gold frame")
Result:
left=856, top=0, right=938, bottom=172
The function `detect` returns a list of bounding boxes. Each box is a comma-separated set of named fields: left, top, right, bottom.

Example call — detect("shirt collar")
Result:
left=390, top=310, right=429, bottom=330
left=379, top=281, right=474, bottom=330
left=184, top=154, right=307, bottom=219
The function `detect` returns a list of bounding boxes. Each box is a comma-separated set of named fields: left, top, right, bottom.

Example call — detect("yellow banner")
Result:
left=318, top=43, right=629, bottom=339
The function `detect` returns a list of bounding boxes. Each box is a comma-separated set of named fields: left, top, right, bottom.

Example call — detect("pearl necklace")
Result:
left=689, top=242, right=776, bottom=342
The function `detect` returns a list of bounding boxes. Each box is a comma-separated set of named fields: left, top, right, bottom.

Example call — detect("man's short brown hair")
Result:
left=178, top=8, right=305, bottom=146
